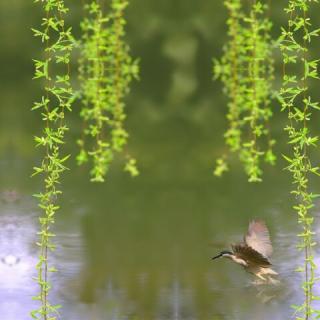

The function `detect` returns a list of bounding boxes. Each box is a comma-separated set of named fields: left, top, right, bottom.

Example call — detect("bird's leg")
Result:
left=256, top=273, right=267, bottom=281
left=251, top=273, right=267, bottom=285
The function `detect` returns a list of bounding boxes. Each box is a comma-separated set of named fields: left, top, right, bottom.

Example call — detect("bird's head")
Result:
left=211, top=250, right=234, bottom=260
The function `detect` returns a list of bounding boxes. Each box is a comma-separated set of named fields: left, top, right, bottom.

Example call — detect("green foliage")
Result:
left=31, top=0, right=74, bottom=318
left=78, top=0, right=139, bottom=182
left=279, top=0, right=320, bottom=318
left=214, top=0, right=276, bottom=182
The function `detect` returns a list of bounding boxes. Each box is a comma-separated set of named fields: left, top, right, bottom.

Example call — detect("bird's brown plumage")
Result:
left=244, top=219, right=273, bottom=258
left=231, top=243, right=271, bottom=267
left=212, top=219, right=278, bottom=283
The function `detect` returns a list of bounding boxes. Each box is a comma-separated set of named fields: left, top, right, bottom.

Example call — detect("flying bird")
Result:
left=212, top=220, right=278, bottom=284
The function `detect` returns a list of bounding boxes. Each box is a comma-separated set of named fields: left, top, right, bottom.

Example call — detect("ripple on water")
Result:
left=0, top=197, right=86, bottom=320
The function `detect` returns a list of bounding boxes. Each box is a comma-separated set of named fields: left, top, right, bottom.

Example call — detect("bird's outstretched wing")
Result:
left=244, top=220, right=273, bottom=258
left=232, top=244, right=271, bottom=267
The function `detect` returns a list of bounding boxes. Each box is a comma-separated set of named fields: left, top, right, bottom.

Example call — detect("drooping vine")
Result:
left=31, top=0, right=74, bottom=318
left=279, top=1, right=320, bottom=318
left=77, top=0, right=139, bottom=182
left=214, top=0, right=276, bottom=182
left=213, top=0, right=244, bottom=176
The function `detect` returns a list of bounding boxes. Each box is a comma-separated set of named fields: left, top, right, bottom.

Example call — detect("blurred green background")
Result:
left=1, top=1, right=319, bottom=319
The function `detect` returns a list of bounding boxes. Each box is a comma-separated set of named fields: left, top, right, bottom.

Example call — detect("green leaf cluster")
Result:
left=279, top=0, right=320, bottom=318
left=31, top=0, right=74, bottom=319
left=77, top=0, right=139, bottom=182
left=214, top=0, right=276, bottom=182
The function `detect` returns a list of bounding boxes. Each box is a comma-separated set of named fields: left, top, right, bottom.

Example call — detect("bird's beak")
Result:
left=211, top=253, right=222, bottom=260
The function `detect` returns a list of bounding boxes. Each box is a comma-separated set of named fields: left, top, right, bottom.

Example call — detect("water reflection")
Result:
left=0, top=190, right=319, bottom=320
left=157, top=280, right=195, bottom=320
left=0, top=191, right=85, bottom=320
left=0, top=191, right=38, bottom=320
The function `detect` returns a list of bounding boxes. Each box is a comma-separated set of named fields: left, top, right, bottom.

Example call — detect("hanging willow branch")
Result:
left=77, top=0, right=139, bottom=182
left=279, top=0, right=320, bottom=318
left=31, top=0, right=74, bottom=318
left=214, top=0, right=275, bottom=182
